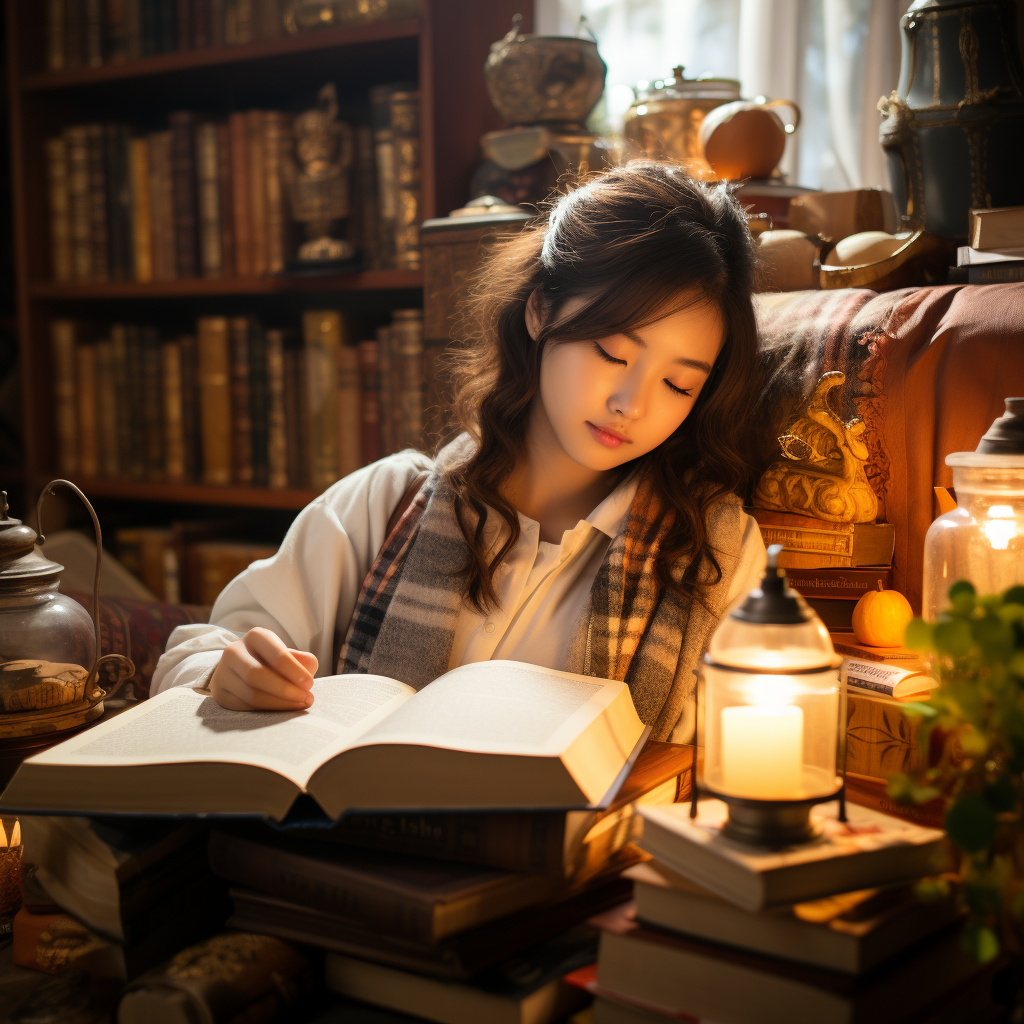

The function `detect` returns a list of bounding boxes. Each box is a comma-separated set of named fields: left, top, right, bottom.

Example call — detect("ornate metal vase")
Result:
left=878, top=0, right=1024, bottom=241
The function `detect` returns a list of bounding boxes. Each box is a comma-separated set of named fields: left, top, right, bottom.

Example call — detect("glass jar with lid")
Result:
left=923, top=398, right=1024, bottom=620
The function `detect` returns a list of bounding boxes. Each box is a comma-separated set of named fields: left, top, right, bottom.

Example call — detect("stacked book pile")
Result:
left=45, top=0, right=416, bottom=71
left=45, top=88, right=420, bottom=282
left=49, top=308, right=428, bottom=491
left=956, top=206, right=1024, bottom=284
left=578, top=800, right=1004, bottom=1024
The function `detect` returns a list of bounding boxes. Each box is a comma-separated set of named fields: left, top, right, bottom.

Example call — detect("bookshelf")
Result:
left=4, top=1, right=527, bottom=527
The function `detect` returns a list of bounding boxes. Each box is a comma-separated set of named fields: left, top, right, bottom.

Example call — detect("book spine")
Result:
left=104, top=124, right=132, bottom=281
left=75, top=342, right=99, bottom=478
left=195, top=120, right=223, bottom=278
left=254, top=0, right=280, bottom=38
left=46, top=136, right=72, bottom=282
left=208, top=833, right=437, bottom=943
left=125, top=324, right=147, bottom=479
left=784, top=567, right=891, bottom=599
left=303, top=310, right=341, bottom=490
left=169, top=111, right=199, bottom=278
left=755, top=525, right=854, bottom=558
left=86, top=123, right=109, bottom=281
left=157, top=0, right=178, bottom=51
left=235, top=0, right=253, bottom=42
left=228, top=316, right=253, bottom=485
left=124, top=0, right=142, bottom=58
left=283, top=338, right=304, bottom=488
left=147, top=131, right=176, bottom=281
left=84, top=0, right=104, bottom=66
left=246, top=110, right=268, bottom=276
left=968, top=263, right=1024, bottom=284
left=357, top=339, right=381, bottom=466
left=265, top=329, right=289, bottom=489
left=65, top=127, right=92, bottom=280
left=263, top=110, right=287, bottom=275
left=47, top=0, right=66, bottom=70
left=64, top=0, right=85, bottom=68
left=216, top=122, right=235, bottom=277
left=353, top=125, right=381, bottom=270
left=197, top=317, right=232, bottom=485
left=141, top=327, right=165, bottom=480
left=337, top=342, right=361, bottom=479
left=247, top=319, right=269, bottom=487
left=845, top=772, right=944, bottom=830
left=208, top=0, right=224, bottom=45
left=176, top=0, right=193, bottom=48
left=110, top=324, right=133, bottom=477
left=162, top=338, right=187, bottom=482
left=139, top=0, right=158, bottom=55
left=370, top=92, right=397, bottom=269
left=375, top=324, right=394, bottom=455
left=94, top=338, right=119, bottom=477
left=389, top=311, right=423, bottom=451
left=228, top=112, right=252, bottom=277
left=388, top=90, right=421, bottom=270
left=129, top=136, right=153, bottom=282
left=50, top=320, right=78, bottom=476
left=179, top=333, right=201, bottom=480
left=105, top=0, right=130, bottom=63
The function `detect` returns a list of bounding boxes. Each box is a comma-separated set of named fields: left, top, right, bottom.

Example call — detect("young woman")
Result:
left=151, top=161, right=767, bottom=743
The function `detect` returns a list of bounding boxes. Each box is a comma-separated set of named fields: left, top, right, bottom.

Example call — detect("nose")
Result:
left=609, top=369, right=647, bottom=421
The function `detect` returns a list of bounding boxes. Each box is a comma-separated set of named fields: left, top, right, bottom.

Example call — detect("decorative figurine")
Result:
left=755, top=371, right=879, bottom=524
left=289, top=84, right=354, bottom=263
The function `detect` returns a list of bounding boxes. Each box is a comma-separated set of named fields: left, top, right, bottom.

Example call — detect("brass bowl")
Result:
left=817, top=229, right=953, bottom=291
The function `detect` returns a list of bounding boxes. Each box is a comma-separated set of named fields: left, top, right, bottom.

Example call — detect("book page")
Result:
left=27, top=675, right=414, bottom=789
left=349, top=660, right=628, bottom=757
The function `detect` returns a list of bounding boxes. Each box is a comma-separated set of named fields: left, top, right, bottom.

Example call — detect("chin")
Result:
left=561, top=432, right=639, bottom=472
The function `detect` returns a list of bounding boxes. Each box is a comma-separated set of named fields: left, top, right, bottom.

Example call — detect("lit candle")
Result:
left=0, top=818, right=23, bottom=920
left=720, top=704, right=804, bottom=799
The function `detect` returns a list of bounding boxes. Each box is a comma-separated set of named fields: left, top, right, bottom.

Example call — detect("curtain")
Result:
left=534, top=0, right=907, bottom=191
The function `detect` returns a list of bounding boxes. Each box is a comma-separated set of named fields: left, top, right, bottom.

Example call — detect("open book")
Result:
left=0, top=661, right=648, bottom=822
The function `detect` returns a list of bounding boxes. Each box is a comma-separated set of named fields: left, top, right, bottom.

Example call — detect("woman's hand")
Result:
left=210, top=627, right=318, bottom=711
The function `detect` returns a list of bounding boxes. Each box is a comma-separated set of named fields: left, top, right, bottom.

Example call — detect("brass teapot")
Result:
left=0, top=481, right=133, bottom=739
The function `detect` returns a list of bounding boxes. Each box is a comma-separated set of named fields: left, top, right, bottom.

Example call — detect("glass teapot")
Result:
left=0, top=480, right=134, bottom=736
left=923, top=399, right=1024, bottom=620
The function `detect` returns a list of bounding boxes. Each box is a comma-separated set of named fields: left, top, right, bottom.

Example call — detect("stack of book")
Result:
left=956, top=206, right=1024, bottom=284
left=579, top=800, right=1003, bottom=1024
left=746, top=507, right=896, bottom=632
left=48, top=308, right=425, bottom=490
left=45, top=89, right=421, bottom=281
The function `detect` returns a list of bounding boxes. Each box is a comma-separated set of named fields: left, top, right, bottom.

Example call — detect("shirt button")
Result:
left=484, top=621, right=495, bottom=634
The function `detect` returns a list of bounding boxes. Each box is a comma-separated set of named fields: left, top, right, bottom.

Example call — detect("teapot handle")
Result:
left=759, top=97, right=801, bottom=134
left=35, top=480, right=135, bottom=703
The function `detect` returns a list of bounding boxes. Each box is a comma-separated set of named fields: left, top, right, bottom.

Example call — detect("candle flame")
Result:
left=0, top=823, right=6, bottom=849
left=11, top=820, right=19, bottom=846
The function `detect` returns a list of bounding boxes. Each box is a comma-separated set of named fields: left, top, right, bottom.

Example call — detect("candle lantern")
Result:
left=0, top=817, right=22, bottom=928
left=694, top=545, right=844, bottom=846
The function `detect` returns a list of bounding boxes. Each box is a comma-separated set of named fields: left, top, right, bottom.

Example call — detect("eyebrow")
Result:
left=621, top=329, right=714, bottom=374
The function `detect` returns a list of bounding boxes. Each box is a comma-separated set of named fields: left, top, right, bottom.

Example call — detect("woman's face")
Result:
left=528, top=292, right=726, bottom=472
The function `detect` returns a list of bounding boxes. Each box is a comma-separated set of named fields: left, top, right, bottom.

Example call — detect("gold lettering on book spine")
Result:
left=755, top=371, right=879, bottom=524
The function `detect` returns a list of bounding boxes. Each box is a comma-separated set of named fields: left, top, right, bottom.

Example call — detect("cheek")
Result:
left=539, top=345, right=606, bottom=422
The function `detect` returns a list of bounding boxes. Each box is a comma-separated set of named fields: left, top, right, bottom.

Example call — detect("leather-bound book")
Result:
left=64, top=126, right=92, bottom=280
left=84, top=0, right=103, bottom=66
left=75, top=342, right=99, bottom=478
left=247, top=318, right=269, bottom=487
left=47, top=0, right=66, bottom=70
left=207, top=0, right=224, bottom=46
left=254, top=0, right=282, bottom=38
left=389, top=309, right=424, bottom=451
left=369, top=84, right=403, bottom=269
left=388, top=89, right=422, bottom=270
left=104, top=123, right=133, bottom=281
left=105, top=0, right=130, bottom=63
left=263, top=110, right=290, bottom=275
left=45, top=136, right=72, bottom=282
left=302, top=309, right=341, bottom=490
left=282, top=334, right=305, bottom=488
left=147, top=130, right=177, bottom=281
left=176, top=0, right=193, bottom=48
left=141, top=327, right=165, bottom=481
left=95, top=338, right=120, bottom=478
left=50, top=319, right=78, bottom=476
left=139, top=0, right=158, bottom=56
left=246, top=110, right=268, bottom=276
left=125, top=324, right=147, bottom=480
left=179, top=333, right=201, bottom=481
left=110, top=324, right=133, bottom=477
left=195, top=120, right=223, bottom=278
left=265, top=328, right=288, bottom=489
left=352, top=124, right=382, bottom=270
left=197, top=316, right=232, bottom=485
left=63, top=0, right=86, bottom=68
left=124, top=0, right=142, bottom=59
left=193, top=0, right=210, bottom=47
left=156, top=0, right=178, bottom=52
left=129, top=136, right=153, bottom=282
left=169, top=111, right=199, bottom=278
left=358, top=338, right=382, bottom=466
left=375, top=323, right=394, bottom=454
left=228, top=316, right=253, bottom=485
left=162, top=338, right=187, bottom=482
left=86, top=123, right=109, bottom=281
left=216, top=121, right=235, bottom=276
left=337, top=342, right=361, bottom=479
left=228, top=112, right=252, bottom=277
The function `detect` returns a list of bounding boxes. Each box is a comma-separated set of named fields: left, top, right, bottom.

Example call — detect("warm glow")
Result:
left=744, top=674, right=799, bottom=708
left=722, top=645, right=835, bottom=672
left=984, top=512, right=1017, bottom=550
left=0, top=824, right=5, bottom=849
left=721, top=704, right=804, bottom=799
left=10, top=820, right=19, bottom=846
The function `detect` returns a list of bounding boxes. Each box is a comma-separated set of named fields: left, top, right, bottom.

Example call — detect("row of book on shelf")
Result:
left=46, top=0, right=416, bottom=71
left=50, top=307, right=437, bottom=496
left=46, top=83, right=421, bottom=282
left=955, top=205, right=1024, bottom=284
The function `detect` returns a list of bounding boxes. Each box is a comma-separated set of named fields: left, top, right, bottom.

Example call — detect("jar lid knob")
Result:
left=729, top=544, right=810, bottom=625
left=976, top=398, right=1024, bottom=454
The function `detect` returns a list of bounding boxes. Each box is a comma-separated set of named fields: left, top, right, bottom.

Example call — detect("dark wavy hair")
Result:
left=445, top=161, right=762, bottom=611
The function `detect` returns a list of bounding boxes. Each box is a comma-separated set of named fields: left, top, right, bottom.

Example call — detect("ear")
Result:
left=524, top=288, right=546, bottom=341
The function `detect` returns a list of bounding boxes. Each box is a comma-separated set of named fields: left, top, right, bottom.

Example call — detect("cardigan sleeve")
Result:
left=149, top=450, right=434, bottom=696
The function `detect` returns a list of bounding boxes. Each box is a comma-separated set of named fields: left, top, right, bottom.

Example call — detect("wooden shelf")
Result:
left=73, top=478, right=320, bottom=510
left=28, top=269, right=424, bottom=300
left=20, top=18, right=420, bottom=91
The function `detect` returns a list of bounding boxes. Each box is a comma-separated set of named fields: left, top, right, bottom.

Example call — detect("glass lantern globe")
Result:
left=696, top=544, right=843, bottom=846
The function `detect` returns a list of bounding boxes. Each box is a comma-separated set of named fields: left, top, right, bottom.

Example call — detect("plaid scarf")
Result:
left=338, top=437, right=746, bottom=741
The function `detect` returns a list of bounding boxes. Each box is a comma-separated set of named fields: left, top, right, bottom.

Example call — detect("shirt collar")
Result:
left=585, top=473, right=640, bottom=539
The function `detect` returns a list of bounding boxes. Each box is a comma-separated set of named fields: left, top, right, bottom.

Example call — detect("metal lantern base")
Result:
left=702, top=784, right=844, bottom=849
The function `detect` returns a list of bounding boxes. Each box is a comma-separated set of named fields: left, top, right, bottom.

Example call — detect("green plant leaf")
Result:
left=972, top=614, right=1015, bottom=661
left=904, top=617, right=934, bottom=653
left=949, top=580, right=977, bottom=614
left=934, top=618, right=974, bottom=658
left=946, top=795, right=997, bottom=853
left=1004, top=585, right=1024, bottom=607
left=914, top=876, right=951, bottom=903
left=961, top=924, right=1000, bottom=964
left=901, top=701, right=939, bottom=719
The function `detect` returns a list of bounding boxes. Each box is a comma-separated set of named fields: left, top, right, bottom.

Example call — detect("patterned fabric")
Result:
left=338, top=435, right=747, bottom=741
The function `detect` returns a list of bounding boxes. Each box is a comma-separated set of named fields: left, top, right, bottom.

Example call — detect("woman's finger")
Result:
left=218, top=669, right=312, bottom=711
left=244, top=628, right=314, bottom=688
left=231, top=646, right=313, bottom=705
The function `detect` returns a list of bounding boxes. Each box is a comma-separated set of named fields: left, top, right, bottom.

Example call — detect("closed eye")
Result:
left=593, top=342, right=626, bottom=366
left=665, top=380, right=694, bottom=397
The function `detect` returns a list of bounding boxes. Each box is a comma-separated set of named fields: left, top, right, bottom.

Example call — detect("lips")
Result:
left=587, top=422, right=629, bottom=448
